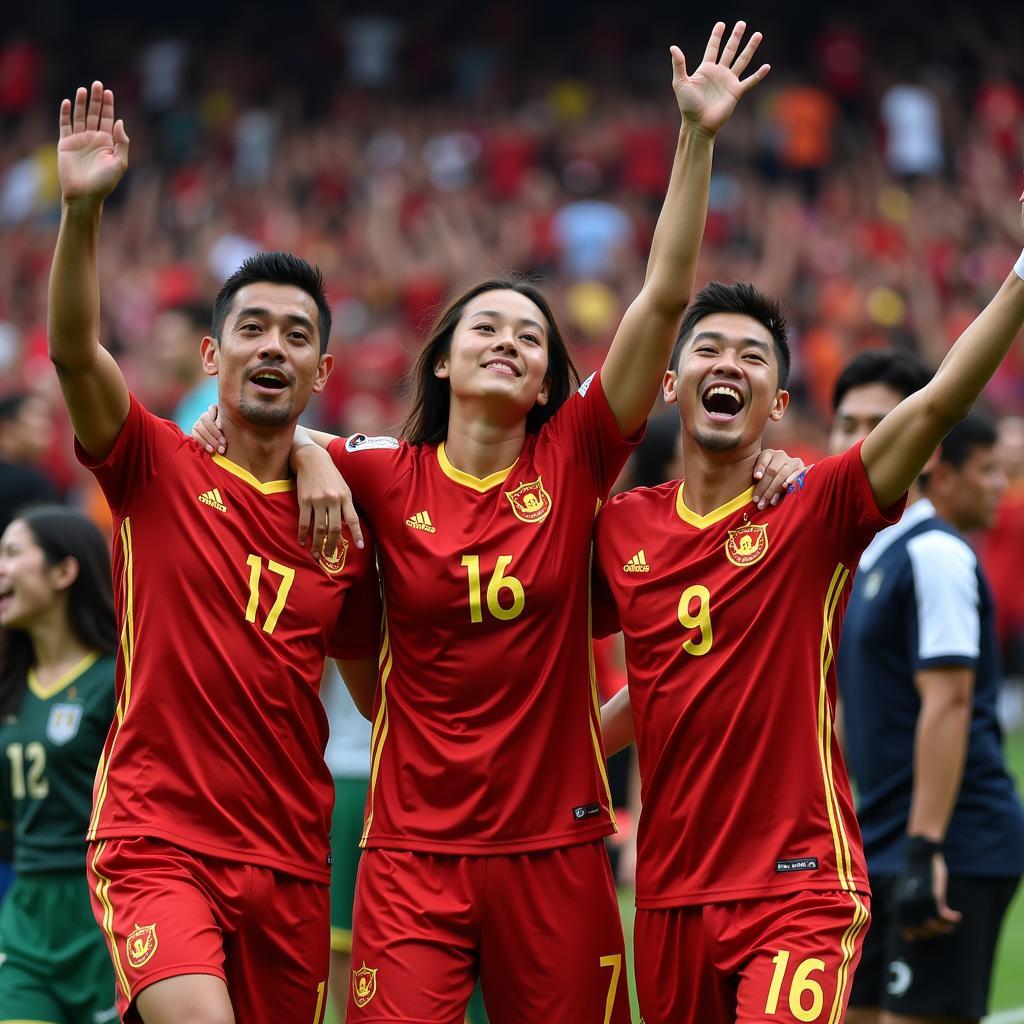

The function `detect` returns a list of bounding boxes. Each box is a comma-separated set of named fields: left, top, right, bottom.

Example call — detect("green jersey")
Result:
left=0, top=651, right=115, bottom=874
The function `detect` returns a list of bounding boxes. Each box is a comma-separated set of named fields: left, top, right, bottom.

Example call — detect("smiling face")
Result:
left=666, top=312, right=789, bottom=453
left=434, top=288, right=552, bottom=422
left=201, top=282, right=332, bottom=428
left=0, top=519, right=73, bottom=631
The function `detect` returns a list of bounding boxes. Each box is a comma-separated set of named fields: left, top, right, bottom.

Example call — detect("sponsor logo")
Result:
left=505, top=477, right=552, bottom=525
left=887, top=959, right=913, bottom=997
left=125, top=923, right=158, bottom=969
left=623, top=549, right=651, bottom=573
left=352, top=962, right=378, bottom=1007
left=405, top=510, right=437, bottom=534
left=47, top=703, right=84, bottom=746
left=577, top=372, right=596, bottom=398
left=198, top=488, right=227, bottom=513
left=346, top=433, right=399, bottom=453
left=775, top=856, right=819, bottom=873
left=573, top=803, right=602, bottom=821
left=317, top=535, right=349, bottom=575
left=725, top=522, right=768, bottom=567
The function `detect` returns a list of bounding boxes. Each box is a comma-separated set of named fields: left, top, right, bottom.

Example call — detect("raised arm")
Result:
left=600, top=22, right=770, bottom=436
left=861, top=201, right=1024, bottom=508
left=48, top=82, right=131, bottom=459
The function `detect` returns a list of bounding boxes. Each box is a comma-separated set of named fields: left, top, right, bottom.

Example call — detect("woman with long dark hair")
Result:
left=194, top=25, right=799, bottom=1022
left=0, top=505, right=118, bottom=1023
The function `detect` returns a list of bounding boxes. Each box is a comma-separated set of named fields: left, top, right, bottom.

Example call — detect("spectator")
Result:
left=0, top=393, right=57, bottom=534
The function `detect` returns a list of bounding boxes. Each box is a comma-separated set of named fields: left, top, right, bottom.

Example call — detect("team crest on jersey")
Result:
left=46, top=703, right=83, bottom=746
left=125, top=923, right=158, bottom=969
left=352, top=962, right=378, bottom=1007
left=317, top=535, right=349, bottom=575
left=505, top=477, right=552, bottom=524
left=725, top=522, right=768, bottom=567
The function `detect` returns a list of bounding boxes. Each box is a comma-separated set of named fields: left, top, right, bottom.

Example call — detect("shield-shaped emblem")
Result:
left=352, top=962, right=378, bottom=1007
left=125, top=923, right=158, bottom=969
left=725, top=522, right=769, bottom=567
left=505, top=477, right=553, bottom=525
left=318, top=535, right=350, bottom=576
left=46, top=703, right=83, bottom=746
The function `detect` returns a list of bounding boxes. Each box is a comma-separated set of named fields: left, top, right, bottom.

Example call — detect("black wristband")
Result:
left=893, top=835, right=942, bottom=928
left=905, top=835, right=942, bottom=862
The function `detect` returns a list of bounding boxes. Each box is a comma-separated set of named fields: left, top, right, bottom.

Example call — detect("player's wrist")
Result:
left=904, top=834, right=942, bottom=865
left=1013, top=248, right=1024, bottom=282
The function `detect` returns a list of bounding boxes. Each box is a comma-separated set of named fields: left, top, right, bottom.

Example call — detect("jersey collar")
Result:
left=436, top=443, right=517, bottom=493
left=28, top=649, right=101, bottom=701
left=212, top=454, right=295, bottom=494
left=675, top=482, right=755, bottom=529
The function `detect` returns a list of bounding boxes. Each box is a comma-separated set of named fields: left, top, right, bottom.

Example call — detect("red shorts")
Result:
left=349, top=841, right=630, bottom=1023
left=634, top=889, right=870, bottom=1024
left=87, top=837, right=331, bottom=1024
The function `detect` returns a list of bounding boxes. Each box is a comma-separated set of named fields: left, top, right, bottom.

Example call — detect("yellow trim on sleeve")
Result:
left=90, top=840, right=131, bottom=1000
left=212, top=453, right=295, bottom=493
left=437, top=443, right=517, bottom=492
left=27, top=649, right=101, bottom=701
left=675, top=483, right=754, bottom=529
left=331, top=927, right=353, bottom=953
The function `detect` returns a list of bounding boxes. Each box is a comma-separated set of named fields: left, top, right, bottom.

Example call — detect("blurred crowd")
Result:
left=1, top=3, right=1023, bottom=672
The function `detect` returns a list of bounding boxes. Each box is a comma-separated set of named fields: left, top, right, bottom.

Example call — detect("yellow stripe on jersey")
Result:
left=360, top=614, right=393, bottom=847
left=587, top=540, right=617, bottom=832
left=88, top=519, right=136, bottom=840
left=815, top=563, right=853, bottom=891
left=827, top=892, right=870, bottom=1024
left=90, top=841, right=131, bottom=999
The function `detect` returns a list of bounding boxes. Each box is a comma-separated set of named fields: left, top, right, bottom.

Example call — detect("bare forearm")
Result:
left=642, top=124, right=714, bottom=313
left=48, top=200, right=103, bottom=370
left=907, top=696, right=971, bottom=841
left=601, top=686, right=635, bottom=757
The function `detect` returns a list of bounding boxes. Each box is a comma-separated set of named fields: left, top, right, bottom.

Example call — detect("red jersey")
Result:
left=328, top=373, right=639, bottom=854
left=78, top=397, right=380, bottom=883
left=594, top=441, right=904, bottom=907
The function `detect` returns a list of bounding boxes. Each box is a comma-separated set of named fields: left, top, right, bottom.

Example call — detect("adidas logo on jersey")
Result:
left=405, top=510, right=437, bottom=533
left=623, top=549, right=651, bottom=573
left=198, top=488, right=227, bottom=513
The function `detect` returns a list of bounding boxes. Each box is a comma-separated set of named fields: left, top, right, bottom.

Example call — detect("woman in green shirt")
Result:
left=0, top=505, right=117, bottom=1024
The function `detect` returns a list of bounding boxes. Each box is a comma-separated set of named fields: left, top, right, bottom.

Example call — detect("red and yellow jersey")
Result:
left=593, top=441, right=904, bottom=907
left=77, top=397, right=380, bottom=884
left=329, top=374, right=639, bottom=854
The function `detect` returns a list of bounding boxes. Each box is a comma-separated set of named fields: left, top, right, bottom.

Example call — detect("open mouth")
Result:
left=701, top=383, right=745, bottom=421
left=482, top=359, right=521, bottom=378
left=0, top=589, right=14, bottom=614
left=249, top=369, right=290, bottom=392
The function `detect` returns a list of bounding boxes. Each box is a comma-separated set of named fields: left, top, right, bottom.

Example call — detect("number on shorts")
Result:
left=764, top=949, right=826, bottom=1022
left=600, top=954, right=622, bottom=1024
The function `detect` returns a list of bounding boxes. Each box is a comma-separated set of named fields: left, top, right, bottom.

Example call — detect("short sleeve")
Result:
left=793, top=440, right=907, bottom=561
left=327, top=433, right=405, bottom=514
left=74, top=395, right=189, bottom=517
left=907, top=530, right=981, bottom=670
left=326, top=527, right=382, bottom=660
left=542, top=372, right=644, bottom=498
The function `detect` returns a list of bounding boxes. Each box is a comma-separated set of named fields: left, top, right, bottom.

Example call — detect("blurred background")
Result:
left=1, top=1, right=1023, bottom=1013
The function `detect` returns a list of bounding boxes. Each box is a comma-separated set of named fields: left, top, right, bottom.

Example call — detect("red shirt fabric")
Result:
left=329, top=373, right=640, bottom=855
left=78, top=397, right=380, bottom=883
left=594, top=441, right=904, bottom=908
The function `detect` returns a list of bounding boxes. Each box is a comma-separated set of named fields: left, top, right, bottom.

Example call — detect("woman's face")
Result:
left=436, top=289, right=552, bottom=422
left=0, top=520, right=64, bottom=630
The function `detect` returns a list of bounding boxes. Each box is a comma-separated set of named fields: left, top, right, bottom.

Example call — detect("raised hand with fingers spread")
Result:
left=672, top=20, right=770, bottom=138
left=58, top=81, right=130, bottom=205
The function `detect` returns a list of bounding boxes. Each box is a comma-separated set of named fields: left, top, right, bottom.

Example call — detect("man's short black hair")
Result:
left=164, top=301, right=212, bottom=332
left=212, top=251, right=332, bottom=354
left=671, top=282, right=790, bottom=389
left=938, top=413, right=998, bottom=471
left=831, top=349, right=933, bottom=412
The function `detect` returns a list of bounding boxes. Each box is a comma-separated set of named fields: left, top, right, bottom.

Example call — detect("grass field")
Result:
left=326, top=727, right=1024, bottom=1023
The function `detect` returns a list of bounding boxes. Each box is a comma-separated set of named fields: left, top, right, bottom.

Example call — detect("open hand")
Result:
left=672, top=21, right=770, bottom=137
left=58, top=81, right=130, bottom=205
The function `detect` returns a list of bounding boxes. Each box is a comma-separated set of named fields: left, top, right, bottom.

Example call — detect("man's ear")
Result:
left=768, top=389, right=790, bottom=423
left=662, top=369, right=679, bottom=406
left=200, top=336, right=220, bottom=378
left=312, top=354, right=334, bottom=394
